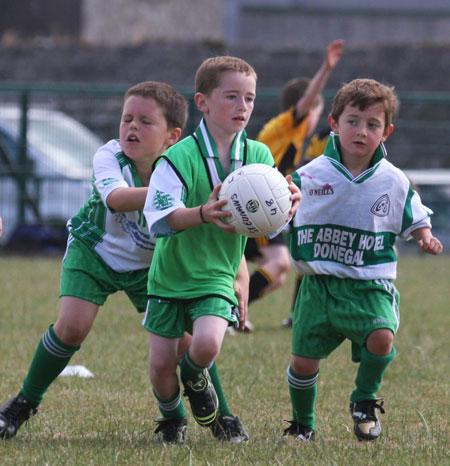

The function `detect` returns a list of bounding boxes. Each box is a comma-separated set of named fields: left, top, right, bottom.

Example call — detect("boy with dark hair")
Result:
left=142, top=56, right=301, bottom=443
left=0, top=81, right=191, bottom=439
left=244, top=40, right=344, bottom=330
left=283, top=78, right=442, bottom=442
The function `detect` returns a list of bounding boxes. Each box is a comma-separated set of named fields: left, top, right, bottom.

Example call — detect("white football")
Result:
left=218, top=164, right=292, bottom=238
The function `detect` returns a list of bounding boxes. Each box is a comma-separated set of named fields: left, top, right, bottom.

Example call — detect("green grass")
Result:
left=0, top=254, right=449, bottom=465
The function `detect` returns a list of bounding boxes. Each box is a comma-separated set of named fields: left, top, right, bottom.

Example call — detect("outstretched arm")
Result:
left=107, top=187, right=148, bottom=212
left=295, top=39, right=345, bottom=119
left=411, top=227, right=443, bottom=255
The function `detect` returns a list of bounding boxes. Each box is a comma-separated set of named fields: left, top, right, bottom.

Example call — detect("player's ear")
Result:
left=194, top=92, right=208, bottom=113
left=328, top=113, right=338, bottom=132
left=381, top=123, right=394, bottom=142
left=167, top=127, right=182, bottom=146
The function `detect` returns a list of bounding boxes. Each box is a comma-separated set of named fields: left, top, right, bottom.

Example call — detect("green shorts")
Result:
left=142, top=296, right=239, bottom=337
left=60, top=236, right=149, bottom=312
left=292, top=275, right=400, bottom=362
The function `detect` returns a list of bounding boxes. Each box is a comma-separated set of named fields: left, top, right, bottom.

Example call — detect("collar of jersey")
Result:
left=323, top=132, right=387, bottom=183
left=193, top=118, right=247, bottom=179
left=117, top=150, right=143, bottom=187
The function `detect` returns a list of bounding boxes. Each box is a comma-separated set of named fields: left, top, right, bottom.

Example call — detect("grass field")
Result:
left=0, top=254, right=448, bottom=465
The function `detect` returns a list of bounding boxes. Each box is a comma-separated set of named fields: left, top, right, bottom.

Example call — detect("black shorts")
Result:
left=244, top=232, right=286, bottom=261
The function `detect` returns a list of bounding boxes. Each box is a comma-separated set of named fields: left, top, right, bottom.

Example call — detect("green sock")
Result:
left=20, top=324, right=80, bottom=407
left=350, top=346, right=396, bottom=402
left=179, top=349, right=205, bottom=382
left=153, top=389, right=186, bottom=419
left=287, top=366, right=318, bottom=430
left=208, top=362, right=230, bottom=416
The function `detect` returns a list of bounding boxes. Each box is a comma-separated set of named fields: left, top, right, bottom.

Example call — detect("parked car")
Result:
left=397, top=169, right=450, bottom=253
left=0, top=105, right=103, bottom=249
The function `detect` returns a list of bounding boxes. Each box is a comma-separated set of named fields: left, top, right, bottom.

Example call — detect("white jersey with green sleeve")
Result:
left=143, top=119, right=275, bottom=304
left=68, top=139, right=155, bottom=273
left=289, top=133, right=432, bottom=280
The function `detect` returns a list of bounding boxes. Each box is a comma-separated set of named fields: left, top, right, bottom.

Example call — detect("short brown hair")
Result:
left=124, top=81, right=188, bottom=131
left=330, top=78, right=399, bottom=128
left=195, top=56, right=257, bottom=96
left=281, top=77, right=323, bottom=112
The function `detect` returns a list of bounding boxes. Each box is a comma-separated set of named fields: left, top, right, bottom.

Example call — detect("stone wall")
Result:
left=82, top=0, right=223, bottom=45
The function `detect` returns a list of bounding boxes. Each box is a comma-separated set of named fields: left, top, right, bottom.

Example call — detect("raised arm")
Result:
left=295, top=39, right=345, bottom=119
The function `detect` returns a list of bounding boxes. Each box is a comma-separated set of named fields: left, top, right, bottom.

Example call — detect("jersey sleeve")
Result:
left=143, top=158, right=186, bottom=237
left=399, top=186, right=433, bottom=240
left=246, top=139, right=276, bottom=167
left=93, top=140, right=129, bottom=209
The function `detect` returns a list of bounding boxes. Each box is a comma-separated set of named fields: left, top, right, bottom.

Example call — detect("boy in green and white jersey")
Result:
left=0, top=81, right=193, bottom=439
left=283, top=78, right=443, bottom=443
left=142, top=56, right=301, bottom=443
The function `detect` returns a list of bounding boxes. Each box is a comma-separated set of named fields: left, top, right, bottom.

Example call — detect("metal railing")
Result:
left=1, top=82, right=449, bottom=247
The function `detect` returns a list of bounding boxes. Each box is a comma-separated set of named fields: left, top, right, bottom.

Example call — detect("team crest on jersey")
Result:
left=152, top=190, right=174, bottom=210
left=102, top=177, right=119, bottom=186
left=371, top=194, right=390, bottom=217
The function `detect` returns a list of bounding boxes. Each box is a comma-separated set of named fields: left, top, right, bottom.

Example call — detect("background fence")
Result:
left=1, top=83, right=449, bottom=250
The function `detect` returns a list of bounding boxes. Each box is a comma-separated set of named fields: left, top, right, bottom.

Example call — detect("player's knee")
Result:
left=190, top=335, right=221, bottom=365
left=150, top=354, right=177, bottom=377
left=54, top=322, right=89, bottom=347
left=290, top=355, right=320, bottom=376
left=275, top=257, right=291, bottom=276
left=273, top=249, right=291, bottom=273
left=366, top=328, right=394, bottom=356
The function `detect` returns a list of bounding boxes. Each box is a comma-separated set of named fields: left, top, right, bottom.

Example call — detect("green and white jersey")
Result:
left=143, top=119, right=275, bottom=304
left=290, top=133, right=432, bottom=280
left=68, top=139, right=155, bottom=273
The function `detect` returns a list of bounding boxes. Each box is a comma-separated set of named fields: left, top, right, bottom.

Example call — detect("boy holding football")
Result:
left=283, top=78, right=442, bottom=442
left=142, top=56, right=301, bottom=443
left=0, top=81, right=233, bottom=441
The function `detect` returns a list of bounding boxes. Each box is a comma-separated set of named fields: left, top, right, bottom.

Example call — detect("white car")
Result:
left=0, top=105, right=103, bottom=248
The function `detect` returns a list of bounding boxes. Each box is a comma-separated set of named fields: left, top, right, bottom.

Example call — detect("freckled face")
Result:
left=197, top=71, right=256, bottom=136
left=119, top=95, right=173, bottom=163
left=329, top=103, right=392, bottom=164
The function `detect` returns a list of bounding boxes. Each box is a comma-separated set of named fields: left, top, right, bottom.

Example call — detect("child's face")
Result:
left=328, top=102, right=393, bottom=167
left=120, top=95, right=179, bottom=164
left=195, top=71, right=256, bottom=137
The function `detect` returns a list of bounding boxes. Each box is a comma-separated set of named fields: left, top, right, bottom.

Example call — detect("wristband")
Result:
left=199, top=204, right=208, bottom=223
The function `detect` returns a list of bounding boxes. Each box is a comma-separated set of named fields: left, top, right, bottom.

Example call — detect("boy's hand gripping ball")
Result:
left=218, top=164, right=292, bottom=238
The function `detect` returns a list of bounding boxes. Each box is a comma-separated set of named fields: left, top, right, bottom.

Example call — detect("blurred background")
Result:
left=0, top=0, right=449, bottom=252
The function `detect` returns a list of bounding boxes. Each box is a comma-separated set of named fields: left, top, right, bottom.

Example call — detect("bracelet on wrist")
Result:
left=199, top=204, right=208, bottom=223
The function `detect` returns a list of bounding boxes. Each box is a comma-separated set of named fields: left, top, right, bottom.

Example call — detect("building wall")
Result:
left=79, top=0, right=450, bottom=49
left=0, top=0, right=81, bottom=40
left=1, top=0, right=449, bottom=50
left=81, top=0, right=224, bottom=45
left=237, top=5, right=450, bottom=49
